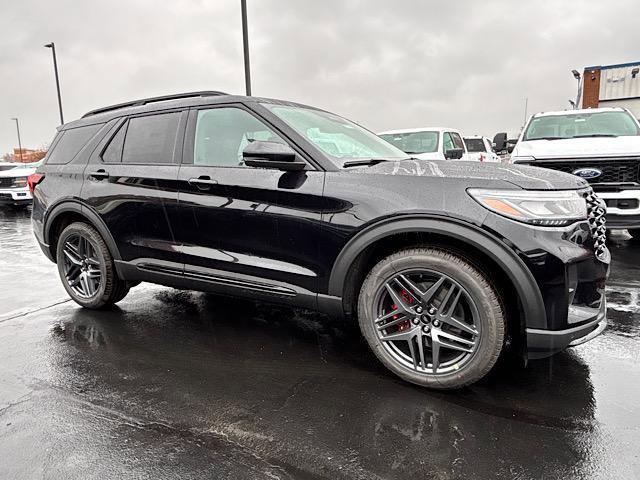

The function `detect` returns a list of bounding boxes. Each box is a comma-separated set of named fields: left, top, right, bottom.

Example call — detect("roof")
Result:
left=463, top=135, right=487, bottom=139
left=378, top=127, right=461, bottom=135
left=584, top=61, right=640, bottom=71
left=531, top=106, right=627, bottom=118
left=60, top=92, right=322, bottom=130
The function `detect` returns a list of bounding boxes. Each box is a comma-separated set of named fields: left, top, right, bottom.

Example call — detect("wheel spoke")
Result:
left=439, top=283, right=461, bottom=317
left=398, top=274, right=445, bottom=305
left=416, top=334, right=427, bottom=370
left=86, top=268, right=101, bottom=279
left=436, top=328, right=475, bottom=347
left=376, top=313, right=411, bottom=331
left=63, top=244, right=83, bottom=266
left=380, top=327, right=416, bottom=342
left=384, top=282, right=413, bottom=314
left=79, top=273, right=91, bottom=296
left=431, top=337, right=440, bottom=373
left=407, top=337, right=419, bottom=370
left=439, top=315, right=478, bottom=335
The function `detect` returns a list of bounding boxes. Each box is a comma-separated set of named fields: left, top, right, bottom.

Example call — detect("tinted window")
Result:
left=464, top=138, right=486, bottom=152
left=46, top=124, right=102, bottom=164
left=101, top=123, right=127, bottom=163
left=194, top=108, right=285, bottom=167
left=122, top=112, right=180, bottom=164
left=379, top=131, right=439, bottom=154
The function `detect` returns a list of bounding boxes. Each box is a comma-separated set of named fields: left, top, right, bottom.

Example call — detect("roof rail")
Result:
left=82, top=91, right=229, bottom=118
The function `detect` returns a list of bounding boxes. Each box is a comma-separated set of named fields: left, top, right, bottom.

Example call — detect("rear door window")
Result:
left=46, top=124, right=102, bottom=164
left=101, top=123, right=127, bottom=163
left=121, top=112, right=181, bottom=164
left=464, top=138, right=486, bottom=152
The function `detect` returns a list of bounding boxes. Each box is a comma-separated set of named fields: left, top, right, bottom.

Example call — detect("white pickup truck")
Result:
left=0, top=162, right=40, bottom=208
left=378, top=127, right=471, bottom=161
left=510, top=107, right=640, bottom=238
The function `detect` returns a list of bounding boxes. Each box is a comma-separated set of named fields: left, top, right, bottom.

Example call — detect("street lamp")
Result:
left=240, top=0, right=252, bottom=96
left=571, top=69, right=581, bottom=110
left=44, top=42, right=64, bottom=124
left=10, top=118, right=23, bottom=163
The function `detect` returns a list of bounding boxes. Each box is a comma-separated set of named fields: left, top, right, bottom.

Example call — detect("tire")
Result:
left=56, top=222, right=129, bottom=309
left=357, top=247, right=505, bottom=390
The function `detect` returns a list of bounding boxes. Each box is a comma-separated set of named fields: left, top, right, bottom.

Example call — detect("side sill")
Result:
left=115, top=259, right=318, bottom=310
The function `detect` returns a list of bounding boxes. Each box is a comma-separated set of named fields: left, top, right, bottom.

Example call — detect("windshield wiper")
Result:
left=343, top=158, right=395, bottom=168
left=529, top=136, right=565, bottom=140
left=571, top=133, right=619, bottom=138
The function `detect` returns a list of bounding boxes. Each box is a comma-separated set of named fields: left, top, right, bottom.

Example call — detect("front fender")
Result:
left=327, top=215, right=547, bottom=329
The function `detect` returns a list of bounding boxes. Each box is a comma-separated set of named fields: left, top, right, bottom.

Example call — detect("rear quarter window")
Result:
left=45, top=124, right=103, bottom=165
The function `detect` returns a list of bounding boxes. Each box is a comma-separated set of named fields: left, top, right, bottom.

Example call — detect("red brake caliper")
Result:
left=391, top=289, right=412, bottom=332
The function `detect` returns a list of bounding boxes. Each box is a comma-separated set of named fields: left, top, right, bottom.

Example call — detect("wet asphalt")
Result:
left=0, top=207, right=639, bottom=480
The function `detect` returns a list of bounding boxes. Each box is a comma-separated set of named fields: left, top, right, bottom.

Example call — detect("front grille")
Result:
left=0, top=178, right=15, bottom=188
left=534, top=158, right=640, bottom=184
left=583, top=188, right=608, bottom=261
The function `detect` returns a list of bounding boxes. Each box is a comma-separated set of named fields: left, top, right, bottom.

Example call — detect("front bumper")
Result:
left=0, top=187, right=32, bottom=205
left=595, top=189, right=640, bottom=229
left=526, top=295, right=607, bottom=359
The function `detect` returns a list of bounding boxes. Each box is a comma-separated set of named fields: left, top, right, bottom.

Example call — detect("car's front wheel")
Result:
left=358, top=248, right=505, bottom=389
left=56, top=222, right=129, bottom=309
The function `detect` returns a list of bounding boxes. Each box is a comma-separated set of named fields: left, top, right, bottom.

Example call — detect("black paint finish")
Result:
left=32, top=93, right=608, bottom=359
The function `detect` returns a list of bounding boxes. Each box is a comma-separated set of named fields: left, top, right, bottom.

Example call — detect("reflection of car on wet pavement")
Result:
left=31, top=91, right=609, bottom=389
left=1, top=198, right=640, bottom=478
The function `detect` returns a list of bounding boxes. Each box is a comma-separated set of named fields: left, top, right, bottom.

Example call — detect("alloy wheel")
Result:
left=62, top=234, right=103, bottom=299
left=373, top=269, right=481, bottom=375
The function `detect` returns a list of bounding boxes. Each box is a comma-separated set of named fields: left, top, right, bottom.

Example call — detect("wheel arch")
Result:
left=44, top=200, right=122, bottom=263
left=328, top=215, right=547, bottom=334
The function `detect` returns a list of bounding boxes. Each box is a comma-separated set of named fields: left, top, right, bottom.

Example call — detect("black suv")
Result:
left=31, top=91, right=609, bottom=389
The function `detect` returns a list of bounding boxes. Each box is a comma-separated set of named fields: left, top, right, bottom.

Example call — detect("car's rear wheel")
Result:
left=56, top=222, right=129, bottom=309
left=357, top=248, right=505, bottom=389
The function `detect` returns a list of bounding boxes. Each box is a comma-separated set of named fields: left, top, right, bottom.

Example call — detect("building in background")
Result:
left=2, top=148, right=47, bottom=163
left=581, top=61, right=640, bottom=117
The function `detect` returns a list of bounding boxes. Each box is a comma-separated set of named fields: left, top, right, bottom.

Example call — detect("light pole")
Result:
left=10, top=118, right=23, bottom=163
left=240, top=0, right=252, bottom=96
left=571, top=69, right=581, bottom=110
left=44, top=42, right=64, bottom=124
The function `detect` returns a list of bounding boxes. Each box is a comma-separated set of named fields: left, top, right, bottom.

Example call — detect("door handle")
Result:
left=188, top=176, right=218, bottom=190
left=89, top=169, right=110, bottom=180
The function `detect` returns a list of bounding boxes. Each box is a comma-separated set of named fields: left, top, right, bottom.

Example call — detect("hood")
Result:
left=513, top=135, right=640, bottom=159
left=0, top=166, right=36, bottom=178
left=351, top=159, right=587, bottom=190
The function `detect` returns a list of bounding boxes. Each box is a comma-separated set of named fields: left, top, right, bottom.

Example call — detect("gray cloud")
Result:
left=1, top=0, right=639, bottom=154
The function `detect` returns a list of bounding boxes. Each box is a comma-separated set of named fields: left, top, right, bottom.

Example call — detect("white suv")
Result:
left=0, top=162, right=40, bottom=208
left=510, top=107, right=640, bottom=237
left=379, top=127, right=471, bottom=161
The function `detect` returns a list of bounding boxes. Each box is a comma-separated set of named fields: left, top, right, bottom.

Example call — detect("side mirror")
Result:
left=444, top=148, right=464, bottom=160
left=243, top=141, right=306, bottom=171
left=493, top=132, right=507, bottom=152
left=506, top=139, right=517, bottom=154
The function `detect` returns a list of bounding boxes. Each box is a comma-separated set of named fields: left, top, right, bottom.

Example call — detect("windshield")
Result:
left=524, top=111, right=640, bottom=140
left=464, top=138, right=486, bottom=152
left=379, top=131, right=439, bottom=154
left=265, top=104, right=408, bottom=166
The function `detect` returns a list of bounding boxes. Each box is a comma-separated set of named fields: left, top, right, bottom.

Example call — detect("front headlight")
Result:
left=468, top=188, right=587, bottom=226
left=13, top=177, right=27, bottom=187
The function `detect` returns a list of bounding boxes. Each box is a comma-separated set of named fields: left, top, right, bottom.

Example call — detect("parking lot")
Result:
left=0, top=206, right=639, bottom=479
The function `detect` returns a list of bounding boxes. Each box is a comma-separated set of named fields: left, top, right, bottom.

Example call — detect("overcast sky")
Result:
left=1, top=0, right=639, bottom=155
